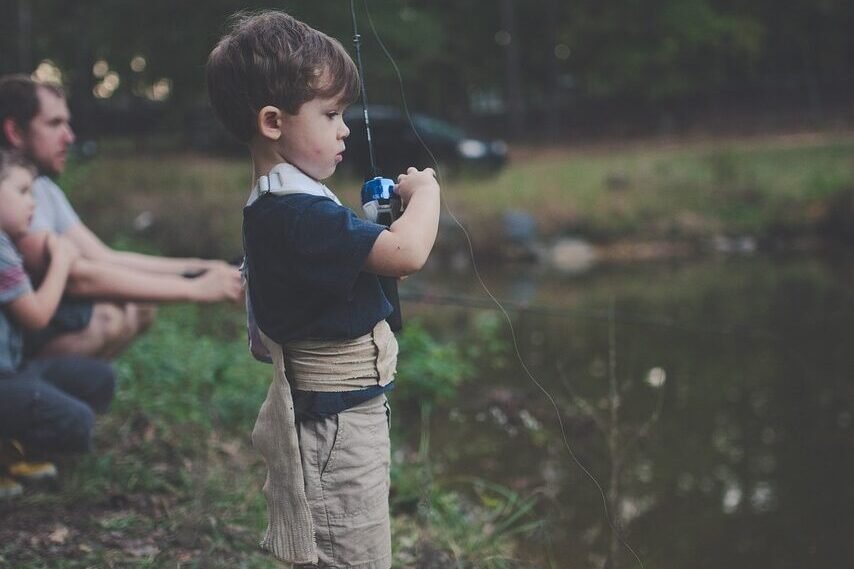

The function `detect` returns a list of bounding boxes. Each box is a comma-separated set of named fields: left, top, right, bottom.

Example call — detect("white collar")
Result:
left=247, top=163, right=341, bottom=206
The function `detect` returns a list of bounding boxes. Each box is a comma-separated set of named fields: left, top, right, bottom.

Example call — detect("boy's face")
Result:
left=277, top=95, right=350, bottom=181
left=0, top=165, right=36, bottom=238
left=19, top=88, right=76, bottom=177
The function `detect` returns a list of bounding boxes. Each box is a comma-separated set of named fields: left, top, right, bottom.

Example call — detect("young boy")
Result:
left=0, top=149, right=115, bottom=497
left=206, top=11, right=440, bottom=568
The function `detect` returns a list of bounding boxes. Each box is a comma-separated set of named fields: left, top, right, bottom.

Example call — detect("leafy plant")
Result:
left=396, top=319, right=475, bottom=407
left=112, top=304, right=269, bottom=434
left=422, top=479, right=542, bottom=569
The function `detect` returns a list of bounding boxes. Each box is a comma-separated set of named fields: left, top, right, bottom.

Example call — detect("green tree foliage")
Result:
left=565, top=0, right=765, bottom=98
left=2, top=0, right=852, bottom=129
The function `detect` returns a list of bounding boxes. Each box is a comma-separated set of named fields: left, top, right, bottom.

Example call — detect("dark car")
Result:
left=341, top=105, right=507, bottom=179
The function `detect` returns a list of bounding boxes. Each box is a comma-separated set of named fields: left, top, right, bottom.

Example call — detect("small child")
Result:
left=207, top=11, right=440, bottom=568
left=0, top=149, right=115, bottom=497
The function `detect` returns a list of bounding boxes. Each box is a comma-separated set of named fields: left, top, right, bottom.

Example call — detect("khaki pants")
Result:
left=295, top=394, right=392, bottom=569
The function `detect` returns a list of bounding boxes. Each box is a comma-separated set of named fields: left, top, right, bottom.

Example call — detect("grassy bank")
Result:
left=60, top=131, right=854, bottom=260
left=0, top=305, right=537, bottom=568
left=457, top=133, right=854, bottom=241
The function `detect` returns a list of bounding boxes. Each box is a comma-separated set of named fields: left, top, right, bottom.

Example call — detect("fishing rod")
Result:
left=351, top=0, right=403, bottom=331
left=350, top=1, right=646, bottom=567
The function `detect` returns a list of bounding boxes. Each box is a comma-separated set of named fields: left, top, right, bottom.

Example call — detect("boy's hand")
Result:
left=45, top=234, right=81, bottom=266
left=395, top=167, right=439, bottom=208
left=366, top=167, right=441, bottom=277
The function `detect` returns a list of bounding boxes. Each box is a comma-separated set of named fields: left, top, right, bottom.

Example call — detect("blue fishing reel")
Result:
left=352, top=16, right=403, bottom=332
left=360, top=175, right=403, bottom=332
left=361, top=176, right=400, bottom=224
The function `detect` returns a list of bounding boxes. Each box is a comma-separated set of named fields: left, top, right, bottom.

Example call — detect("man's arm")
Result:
left=27, top=178, right=219, bottom=275
left=64, top=257, right=242, bottom=303
left=63, top=223, right=226, bottom=275
left=16, top=230, right=242, bottom=304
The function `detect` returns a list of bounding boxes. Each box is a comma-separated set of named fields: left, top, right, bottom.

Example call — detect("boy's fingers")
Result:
left=398, top=166, right=431, bottom=181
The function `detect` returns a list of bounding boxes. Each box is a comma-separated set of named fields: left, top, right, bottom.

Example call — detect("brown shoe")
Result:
left=8, top=460, right=58, bottom=482
left=2, top=440, right=58, bottom=483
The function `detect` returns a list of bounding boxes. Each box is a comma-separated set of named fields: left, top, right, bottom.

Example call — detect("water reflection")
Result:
left=398, top=255, right=854, bottom=568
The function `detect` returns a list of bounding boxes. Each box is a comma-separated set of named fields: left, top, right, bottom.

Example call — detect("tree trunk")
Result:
left=17, top=0, right=32, bottom=72
left=499, top=0, right=524, bottom=138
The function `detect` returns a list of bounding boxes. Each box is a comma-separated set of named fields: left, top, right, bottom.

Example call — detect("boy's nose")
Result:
left=340, top=123, right=350, bottom=139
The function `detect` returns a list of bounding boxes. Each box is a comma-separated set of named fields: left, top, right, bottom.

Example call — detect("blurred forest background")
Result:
left=2, top=0, right=853, bottom=143
left=2, top=2, right=854, bottom=568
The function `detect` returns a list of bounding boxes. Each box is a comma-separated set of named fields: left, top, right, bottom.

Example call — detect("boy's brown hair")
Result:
left=206, top=11, right=360, bottom=144
left=0, top=148, right=36, bottom=182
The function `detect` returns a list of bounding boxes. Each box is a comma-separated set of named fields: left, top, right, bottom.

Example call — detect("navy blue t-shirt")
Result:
left=244, top=193, right=392, bottom=343
left=243, top=193, right=394, bottom=420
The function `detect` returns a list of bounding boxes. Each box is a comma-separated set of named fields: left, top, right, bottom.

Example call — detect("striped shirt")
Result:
left=0, top=232, right=32, bottom=374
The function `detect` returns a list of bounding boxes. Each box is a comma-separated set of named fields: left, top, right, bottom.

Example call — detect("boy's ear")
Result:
left=256, top=106, right=283, bottom=141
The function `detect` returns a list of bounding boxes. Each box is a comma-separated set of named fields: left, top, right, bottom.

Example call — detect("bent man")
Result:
left=0, top=74, right=242, bottom=358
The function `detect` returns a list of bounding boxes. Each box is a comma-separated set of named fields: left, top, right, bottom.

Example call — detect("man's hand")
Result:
left=190, top=265, right=243, bottom=303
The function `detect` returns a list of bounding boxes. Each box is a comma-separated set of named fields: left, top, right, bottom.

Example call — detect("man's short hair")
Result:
left=0, top=148, right=36, bottom=182
left=206, top=10, right=360, bottom=144
left=0, top=74, right=65, bottom=148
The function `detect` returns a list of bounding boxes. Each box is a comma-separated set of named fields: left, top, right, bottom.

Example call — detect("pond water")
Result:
left=397, top=253, right=854, bottom=569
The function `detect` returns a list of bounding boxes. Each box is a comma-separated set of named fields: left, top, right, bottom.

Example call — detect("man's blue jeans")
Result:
left=0, top=357, right=115, bottom=455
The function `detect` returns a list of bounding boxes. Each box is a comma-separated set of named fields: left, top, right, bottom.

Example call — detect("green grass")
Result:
left=450, top=134, right=854, bottom=239
left=2, top=305, right=537, bottom=568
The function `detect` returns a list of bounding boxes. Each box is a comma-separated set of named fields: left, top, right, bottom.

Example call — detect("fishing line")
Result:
left=353, top=1, right=646, bottom=566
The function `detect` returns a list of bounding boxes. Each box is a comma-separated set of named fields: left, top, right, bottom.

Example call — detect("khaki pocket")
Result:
left=317, top=414, right=340, bottom=478
left=321, top=397, right=390, bottom=520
